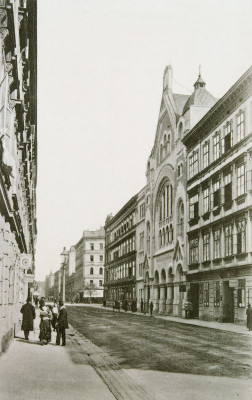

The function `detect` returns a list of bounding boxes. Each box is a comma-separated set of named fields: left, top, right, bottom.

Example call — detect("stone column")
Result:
left=166, top=283, right=174, bottom=314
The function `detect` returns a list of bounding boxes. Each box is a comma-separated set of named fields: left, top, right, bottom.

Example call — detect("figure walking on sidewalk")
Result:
left=20, top=297, right=36, bottom=340
left=56, top=300, right=68, bottom=346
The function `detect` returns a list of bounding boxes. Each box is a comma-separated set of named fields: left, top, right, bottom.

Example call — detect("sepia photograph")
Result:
left=0, top=0, right=252, bottom=399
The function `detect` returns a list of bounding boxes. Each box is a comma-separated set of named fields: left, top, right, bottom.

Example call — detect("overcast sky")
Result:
left=36, top=0, right=252, bottom=280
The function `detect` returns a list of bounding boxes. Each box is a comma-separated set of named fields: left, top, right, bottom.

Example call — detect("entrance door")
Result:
left=223, top=281, right=234, bottom=323
left=189, top=283, right=199, bottom=318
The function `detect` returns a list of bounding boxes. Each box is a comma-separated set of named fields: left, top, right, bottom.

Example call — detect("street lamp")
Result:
left=60, top=247, right=68, bottom=303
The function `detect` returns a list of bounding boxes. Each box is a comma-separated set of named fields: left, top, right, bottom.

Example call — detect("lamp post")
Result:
left=60, top=247, right=68, bottom=303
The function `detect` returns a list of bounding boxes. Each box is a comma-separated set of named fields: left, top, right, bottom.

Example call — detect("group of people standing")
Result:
left=20, top=297, right=68, bottom=346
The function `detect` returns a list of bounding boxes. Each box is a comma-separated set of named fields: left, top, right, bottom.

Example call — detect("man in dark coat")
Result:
left=20, top=297, right=36, bottom=340
left=56, top=300, right=68, bottom=346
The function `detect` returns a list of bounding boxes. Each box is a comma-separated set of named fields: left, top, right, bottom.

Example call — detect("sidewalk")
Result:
left=0, top=309, right=115, bottom=400
left=68, top=303, right=252, bottom=336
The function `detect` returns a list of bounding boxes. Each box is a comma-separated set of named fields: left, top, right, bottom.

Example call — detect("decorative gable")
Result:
left=173, top=238, right=184, bottom=262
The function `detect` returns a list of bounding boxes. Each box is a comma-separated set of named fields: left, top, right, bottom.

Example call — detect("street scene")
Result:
left=1, top=0, right=252, bottom=399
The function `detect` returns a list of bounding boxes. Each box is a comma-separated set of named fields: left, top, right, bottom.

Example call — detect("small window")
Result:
left=213, top=180, right=220, bottom=208
left=90, top=280, right=93, bottom=287
left=213, top=229, right=221, bottom=259
left=203, top=142, right=209, bottom=169
left=99, top=267, right=103, bottom=275
left=237, top=220, right=246, bottom=254
left=224, top=122, right=233, bottom=152
left=189, top=238, right=198, bottom=264
left=100, top=255, right=103, bottom=262
left=90, top=267, right=94, bottom=275
left=90, top=243, right=94, bottom=250
left=225, top=225, right=233, bottom=257
left=100, top=243, right=103, bottom=250
left=213, top=132, right=220, bottom=161
left=203, top=282, right=209, bottom=306
left=237, top=164, right=245, bottom=196
left=203, top=233, right=210, bottom=262
left=214, top=281, right=220, bottom=306
left=99, top=280, right=103, bottom=287
left=90, top=255, right=94, bottom=262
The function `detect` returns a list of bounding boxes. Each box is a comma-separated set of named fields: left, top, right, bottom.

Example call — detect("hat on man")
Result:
left=59, top=300, right=64, bottom=307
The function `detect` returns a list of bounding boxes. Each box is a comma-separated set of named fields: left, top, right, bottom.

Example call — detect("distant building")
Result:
left=73, top=229, right=105, bottom=303
left=0, top=0, right=37, bottom=353
left=45, top=271, right=54, bottom=299
left=104, top=195, right=137, bottom=309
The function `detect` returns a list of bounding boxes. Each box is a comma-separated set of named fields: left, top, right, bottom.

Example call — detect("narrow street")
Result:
left=67, top=306, right=252, bottom=380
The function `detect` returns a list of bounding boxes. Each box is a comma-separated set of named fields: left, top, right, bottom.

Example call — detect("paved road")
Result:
left=67, top=306, right=252, bottom=380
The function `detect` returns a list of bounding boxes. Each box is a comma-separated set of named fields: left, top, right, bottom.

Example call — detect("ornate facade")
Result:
left=182, top=66, right=252, bottom=323
left=104, top=195, right=137, bottom=309
left=0, top=0, right=37, bottom=352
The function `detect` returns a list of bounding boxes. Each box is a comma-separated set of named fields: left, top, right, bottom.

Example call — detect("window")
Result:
left=214, top=281, right=220, bottom=306
left=189, top=194, right=199, bottom=220
left=203, top=282, right=209, bottom=306
left=147, top=222, right=150, bottom=254
left=203, top=187, right=209, bottom=214
left=213, top=180, right=220, bottom=208
left=100, top=255, right=103, bottom=262
left=237, top=220, right=246, bottom=254
left=237, top=279, right=245, bottom=307
left=225, top=225, right=233, bottom=257
left=169, top=224, right=173, bottom=243
left=99, top=267, right=103, bottom=274
left=177, top=163, right=183, bottom=178
left=90, top=255, right=94, bottom=262
left=213, top=133, right=220, bottom=161
left=203, top=142, right=209, bottom=169
left=203, top=233, right=210, bottom=262
left=99, top=280, right=103, bottom=287
left=213, top=229, right=221, bottom=259
left=237, top=111, right=245, bottom=142
left=237, top=164, right=245, bottom=196
left=100, top=243, right=103, bottom=250
left=140, top=232, right=144, bottom=250
left=224, top=173, right=232, bottom=205
left=224, top=122, right=233, bottom=152
left=139, top=203, right=145, bottom=219
left=90, top=243, right=94, bottom=250
left=189, top=151, right=199, bottom=178
left=90, top=267, right=94, bottom=274
left=90, top=280, right=93, bottom=287
left=189, top=238, right=198, bottom=264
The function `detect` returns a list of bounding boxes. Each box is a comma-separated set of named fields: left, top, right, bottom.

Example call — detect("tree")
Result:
left=83, top=281, right=98, bottom=304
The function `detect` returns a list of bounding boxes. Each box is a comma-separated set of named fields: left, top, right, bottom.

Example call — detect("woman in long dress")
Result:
left=39, top=301, right=52, bottom=345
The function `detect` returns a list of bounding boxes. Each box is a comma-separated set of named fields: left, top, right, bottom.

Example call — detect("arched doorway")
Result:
left=166, top=267, right=174, bottom=315
left=154, top=270, right=160, bottom=313
left=159, top=269, right=167, bottom=314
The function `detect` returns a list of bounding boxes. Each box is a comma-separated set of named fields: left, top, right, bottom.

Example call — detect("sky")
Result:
left=36, top=0, right=252, bottom=280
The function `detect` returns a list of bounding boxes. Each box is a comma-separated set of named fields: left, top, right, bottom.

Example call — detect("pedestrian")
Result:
left=39, top=301, right=52, bottom=345
left=246, top=304, right=252, bottom=331
left=52, top=301, right=58, bottom=331
left=150, top=301, right=154, bottom=316
left=56, top=300, right=68, bottom=346
left=20, top=297, right=36, bottom=340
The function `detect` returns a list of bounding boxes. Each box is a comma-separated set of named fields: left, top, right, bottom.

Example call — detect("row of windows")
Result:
left=90, top=243, right=104, bottom=250
left=106, top=261, right=136, bottom=282
left=158, top=225, right=174, bottom=248
left=200, top=279, right=245, bottom=308
left=189, top=220, right=246, bottom=264
left=160, top=133, right=171, bottom=163
left=89, top=279, right=103, bottom=287
left=89, top=267, right=103, bottom=275
left=108, top=236, right=136, bottom=261
left=159, top=184, right=173, bottom=222
left=189, top=111, right=245, bottom=178
left=189, top=163, right=246, bottom=221
left=111, top=212, right=136, bottom=241
left=90, top=255, right=103, bottom=262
